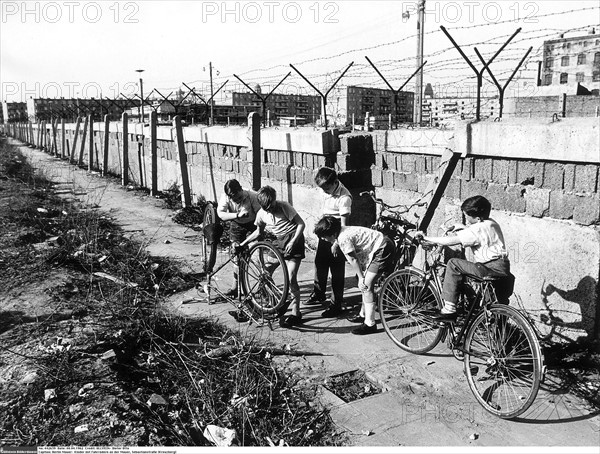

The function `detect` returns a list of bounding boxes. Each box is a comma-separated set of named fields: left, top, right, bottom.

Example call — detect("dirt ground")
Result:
left=1, top=135, right=599, bottom=449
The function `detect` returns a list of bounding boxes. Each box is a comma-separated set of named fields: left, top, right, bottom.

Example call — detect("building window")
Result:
left=577, top=53, right=586, bottom=64
left=561, top=56, right=569, bottom=66
left=576, top=72, right=585, bottom=82
left=544, top=74, right=552, bottom=85
left=593, top=71, right=600, bottom=82
left=545, top=58, right=554, bottom=68
left=595, top=52, right=600, bottom=64
left=560, top=73, right=568, bottom=84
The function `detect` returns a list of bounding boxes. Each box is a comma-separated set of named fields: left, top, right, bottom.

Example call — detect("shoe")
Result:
left=321, top=306, right=343, bottom=318
left=229, top=310, right=249, bottom=323
left=431, top=311, right=457, bottom=322
left=347, top=314, right=365, bottom=324
left=279, top=314, right=303, bottom=328
left=352, top=323, right=377, bottom=335
left=304, top=292, right=326, bottom=306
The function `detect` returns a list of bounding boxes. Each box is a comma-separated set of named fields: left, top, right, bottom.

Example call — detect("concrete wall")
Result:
left=2, top=118, right=599, bottom=343
left=504, top=95, right=600, bottom=118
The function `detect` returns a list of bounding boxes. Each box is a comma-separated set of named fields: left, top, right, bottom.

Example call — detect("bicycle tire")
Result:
left=202, top=202, right=219, bottom=273
left=240, top=242, right=289, bottom=317
left=463, top=304, right=543, bottom=419
left=378, top=268, right=444, bottom=354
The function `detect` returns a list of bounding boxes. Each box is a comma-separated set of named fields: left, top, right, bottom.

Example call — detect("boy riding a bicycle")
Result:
left=314, top=216, right=395, bottom=335
left=417, top=195, right=511, bottom=321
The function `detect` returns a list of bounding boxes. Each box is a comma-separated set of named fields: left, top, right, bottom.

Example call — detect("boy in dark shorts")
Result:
left=240, top=186, right=306, bottom=328
left=314, top=216, right=395, bottom=335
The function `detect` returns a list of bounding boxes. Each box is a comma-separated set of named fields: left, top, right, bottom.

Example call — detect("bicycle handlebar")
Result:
left=360, top=190, right=427, bottom=214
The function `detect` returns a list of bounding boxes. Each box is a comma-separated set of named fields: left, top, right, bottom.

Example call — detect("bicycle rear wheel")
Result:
left=378, top=268, right=444, bottom=354
left=240, top=242, right=289, bottom=317
left=464, top=304, right=543, bottom=419
left=202, top=202, right=219, bottom=273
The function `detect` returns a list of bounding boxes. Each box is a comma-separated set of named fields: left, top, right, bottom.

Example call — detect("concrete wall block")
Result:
left=375, top=152, right=385, bottom=169
left=574, top=164, right=599, bottom=193
left=224, top=158, right=234, bottom=172
left=508, top=160, right=519, bottom=185
left=505, top=186, right=526, bottom=213
left=474, top=158, right=493, bottom=183
left=517, top=160, right=544, bottom=187
left=417, top=174, right=435, bottom=194
left=461, top=180, right=488, bottom=201
left=315, top=154, right=326, bottom=168
left=415, top=155, right=428, bottom=174
left=383, top=170, right=395, bottom=189
left=239, top=147, right=249, bottom=161
left=303, top=168, right=315, bottom=186
left=563, top=164, right=576, bottom=192
left=524, top=187, right=550, bottom=218
left=394, top=172, right=419, bottom=192
left=549, top=190, right=577, bottom=220
left=485, top=183, right=508, bottom=211
left=573, top=193, right=600, bottom=225
left=401, top=154, right=417, bottom=173
left=542, top=163, right=565, bottom=191
left=461, top=157, right=473, bottom=181
left=371, top=166, right=383, bottom=187
left=491, top=159, right=509, bottom=184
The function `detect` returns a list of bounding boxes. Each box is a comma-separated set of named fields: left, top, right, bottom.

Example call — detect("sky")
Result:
left=1, top=0, right=599, bottom=104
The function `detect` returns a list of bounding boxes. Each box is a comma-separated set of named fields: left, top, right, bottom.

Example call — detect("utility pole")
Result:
left=209, top=62, right=214, bottom=125
left=414, top=0, right=425, bottom=125
left=136, top=69, right=145, bottom=123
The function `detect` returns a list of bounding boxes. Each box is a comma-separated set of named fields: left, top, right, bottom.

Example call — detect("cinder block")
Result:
left=444, top=178, right=462, bottom=200
left=375, top=152, right=385, bottom=169
left=224, top=158, right=234, bottom=172
left=542, top=163, right=565, bottom=190
left=461, top=180, right=488, bottom=201
left=549, top=190, right=577, bottom=219
left=517, top=160, right=544, bottom=187
left=415, top=155, right=428, bottom=174
left=401, top=154, right=417, bottom=173
left=461, top=158, right=474, bottom=181
left=573, top=193, right=600, bottom=225
left=393, top=172, right=419, bottom=192
left=371, top=166, right=383, bottom=187
left=417, top=174, right=435, bottom=194
left=524, top=187, right=550, bottom=218
left=486, top=183, right=507, bottom=211
left=563, top=164, right=576, bottom=191
left=383, top=170, right=394, bottom=188
left=507, top=160, right=519, bottom=185
left=303, top=168, right=314, bottom=185
left=474, top=158, right=493, bottom=183
left=490, top=159, right=509, bottom=184
left=316, top=155, right=326, bottom=168
left=574, top=164, right=599, bottom=193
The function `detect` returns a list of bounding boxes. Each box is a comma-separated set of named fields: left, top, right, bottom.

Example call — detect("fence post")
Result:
left=122, top=113, right=129, bottom=186
left=88, top=115, right=94, bottom=171
left=61, top=118, right=66, bottom=159
left=561, top=94, right=567, bottom=118
left=103, top=114, right=110, bottom=175
left=173, top=115, right=191, bottom=207
left=52, top=119, right=58, bottom=155
left=150, top=110, right=158, bottom=195
left=71, top=117, right=81, bottom=163
left=78, top=115, right=89, bottom=166
left=249, top=112, right=261, bottom=191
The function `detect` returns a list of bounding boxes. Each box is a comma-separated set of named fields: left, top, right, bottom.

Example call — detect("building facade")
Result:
left=231, top=92, right=321, bottom=124
left=541, top=30, right=600, bottom=91
left=346, top=86, right=414, bottom=126
left=26, top=98, right=134, bottom=122
left=422, top=96, right=500, bottom=125
left=1, top=101, right=28, bottom=123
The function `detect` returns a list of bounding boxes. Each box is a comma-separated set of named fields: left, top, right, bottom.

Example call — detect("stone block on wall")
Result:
left=563, top=164, right=576, bottom=192
left=542, top=163, right=565, bottom=191
left=444, top=178, right=462, bottom=201
left=517, top=160, right=544, bottom=187
left=574, top=164, right=599, bottom=194
left=461, top=180, right=488, bottom=201
left=573, top=193, right=600, bottom=225
left=473, top=158, right=493, bottom=183
left=371, top=166, right=383, bottom=187
left=486, top=183, right=508, bottom=211
left=524, top=187, right=550, bottom=217
left=394, top=172, right=418, bottom=192
left=383, top=170, right=394, bottom=189
left=491, top=159, right=509, bottom=184
left=460, top=157, right=474, bottom=181
left=505, top=185, right=526, bottom=213
left=549, top=190, right=577, bottom=220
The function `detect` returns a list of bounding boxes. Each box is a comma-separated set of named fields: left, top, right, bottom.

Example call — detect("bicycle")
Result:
left=197, top=202, right=290, bottom=326
left=359, top=190, right=426, bottom=272
left=377, top=234, right=545, bottom=419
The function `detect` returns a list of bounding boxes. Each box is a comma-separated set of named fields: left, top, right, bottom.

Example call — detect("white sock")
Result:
left=441, top=301, right=456, bottom=314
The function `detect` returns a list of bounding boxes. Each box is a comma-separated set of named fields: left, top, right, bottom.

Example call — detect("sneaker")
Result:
left=347, top=314, right=365, bottom=324
left=304, top=292, right=327, bottom=306
left=321, top=306, right=343, bottom=318
left=279, top=314, right=303, bottom=328
left=352, top=323, right=377, bottom=335
left=228, top=310, right=249, bottom=323
left=431, top=311, right=457, bottom=322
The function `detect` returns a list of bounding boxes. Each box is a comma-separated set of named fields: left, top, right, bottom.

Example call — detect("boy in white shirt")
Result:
left=418, top=195, right=511, bottom=321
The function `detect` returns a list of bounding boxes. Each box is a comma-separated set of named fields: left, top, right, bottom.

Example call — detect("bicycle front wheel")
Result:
left=240, top=242, right=289, bottom=317
left=202, top=202, right=219, bottom=273
left=378, top=268, right=444, bottom=354
left=464, top=304, right=544, bottom=419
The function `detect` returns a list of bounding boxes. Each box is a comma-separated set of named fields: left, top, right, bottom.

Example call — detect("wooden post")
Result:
left=150, top=110, right=158, bottom=195
left=29, top=122, right=34, bottom=146
left=61, top=118, right=66, bottom=159
left=561, top=93, right=567, bottom=118
left=122, top=113, right=129, bottom=186
left=173, top=115, right=191, bottom=207
left=249, top=112, right=261, bottom=191
left=78, top=115, right=89, bottom=166
left=51, top=119, right=58, bottom=155
left=88, top=115, right=94, bottom=171
left=103, top=114, right=110, bottom=175
left=71, top=116, right=81, bottom=162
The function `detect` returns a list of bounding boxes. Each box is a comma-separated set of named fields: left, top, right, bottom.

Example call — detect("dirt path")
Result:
left=15, top=140, right=600, bottom=448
